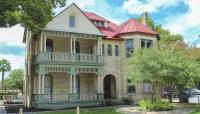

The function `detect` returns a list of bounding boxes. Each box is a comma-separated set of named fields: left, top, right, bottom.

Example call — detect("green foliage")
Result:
left=0, top=0, right=66, bottom=33
left=0, top=59, right=11, bottom=91
left=139, top=100, right=173, bottom=111
left=5, top=69, right=24, bottom=93
left=127, top=48, right=200, bottom=102
left=139, top=100, right=154, bottom=111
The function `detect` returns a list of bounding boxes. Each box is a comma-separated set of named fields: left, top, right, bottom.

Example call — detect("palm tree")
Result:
left=0, top=59, right=11, bottom=92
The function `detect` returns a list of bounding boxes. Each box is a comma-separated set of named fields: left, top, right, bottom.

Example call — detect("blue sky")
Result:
left=0, top=0, right=200, bottom=74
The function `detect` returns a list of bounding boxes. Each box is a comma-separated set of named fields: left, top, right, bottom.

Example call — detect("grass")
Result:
left=172, top=103, right=200, bottom=114
left=189, top=106, right=200, bottom=114
left=37, top=107, right=123, bottom=114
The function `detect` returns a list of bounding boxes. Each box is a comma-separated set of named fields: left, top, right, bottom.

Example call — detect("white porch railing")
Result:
left=32, top=93, right=102, bottom=103
left=35, top=52, right=103, bottom=64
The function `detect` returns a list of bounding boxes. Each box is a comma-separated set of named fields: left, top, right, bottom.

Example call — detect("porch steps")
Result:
left=33, top=102, right=101, bottom=109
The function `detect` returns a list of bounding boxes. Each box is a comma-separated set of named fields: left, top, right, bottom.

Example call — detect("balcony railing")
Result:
left=34, top=52, right=104, bottom=64
left=32, top=93, right=104, bottom=103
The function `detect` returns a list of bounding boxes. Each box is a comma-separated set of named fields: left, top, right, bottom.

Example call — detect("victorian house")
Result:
left=23, top=3, right=158, bottom=109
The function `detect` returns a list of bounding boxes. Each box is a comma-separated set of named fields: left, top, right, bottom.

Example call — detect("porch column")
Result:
left=40, top=34, right=43, bottom=52
left=70, top=75, right=73, bottom=93
left=73, top=37, right=76, bottom=53
left=100, top=76, right=104, bottom=93
left=73, top=75, right=76, bottom=93
left=43, top=34, right=46, bottom=52
left=100, top=39, right=103, bottom=55
left=70, top=37, right=73, bottom=53
left=42, top=74, right=45, bottom=94
left=97, top=75, right=101, bottom=93
left=38, top=74, right=41, bottom=93
left=97, top=39, right=100, bottom=55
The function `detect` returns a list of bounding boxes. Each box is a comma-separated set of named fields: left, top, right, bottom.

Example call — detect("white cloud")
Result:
left=0, top=24, right=25, bottom=47
left=121, top=0, right=185, bottom=15
left=163, top=0, right=200, bottom=42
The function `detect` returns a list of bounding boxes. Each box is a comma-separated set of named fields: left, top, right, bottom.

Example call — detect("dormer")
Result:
left=85, top=12, right=109, bottom=28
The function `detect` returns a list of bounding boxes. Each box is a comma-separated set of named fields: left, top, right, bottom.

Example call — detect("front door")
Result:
left=103, top=75, right=116, bottom=99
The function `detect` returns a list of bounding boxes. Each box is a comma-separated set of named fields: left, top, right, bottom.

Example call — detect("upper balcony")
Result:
left=34, top=52, right=103, bottom=65
left=32, top=30, right=104, bottom=66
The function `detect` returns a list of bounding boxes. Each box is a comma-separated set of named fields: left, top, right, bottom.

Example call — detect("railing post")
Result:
left=76, top=106, right=80, bottom=114
left=19, top=108, right=23, bottom=114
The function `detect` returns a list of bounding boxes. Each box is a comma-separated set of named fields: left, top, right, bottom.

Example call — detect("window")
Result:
left=115, top=45, right=119, bottom=56
left=125, top=39, right=134, bottom=58
left=127, top=79, right=135, bottom=94
left=69, top=16, right=75, bottom=27
left=46, top=39, right=53, bottom=52
left=102, top=44, right=105, bottom=55
left=44, top=74, right=53, bottom=94
left=144, top=82, right=152, bottom=93
left=107, top=44, right=112, bottom=56
left=141, top=39, right=153, bottom=48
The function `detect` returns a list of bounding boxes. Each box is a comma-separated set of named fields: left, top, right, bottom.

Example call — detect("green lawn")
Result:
left=37, top=108, right=123, bottom=114
left=173, top=103, right=200, bottom=114
left=189, top=106, right=200, bottom=114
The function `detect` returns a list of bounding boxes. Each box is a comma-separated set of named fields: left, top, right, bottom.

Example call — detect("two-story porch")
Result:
left=31, top=30, right=104, bottom=109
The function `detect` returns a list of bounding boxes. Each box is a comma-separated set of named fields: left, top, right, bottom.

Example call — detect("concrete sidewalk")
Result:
left=117, top=105, right=195, bottom=114
left=0, top=100, right=7, bottom=114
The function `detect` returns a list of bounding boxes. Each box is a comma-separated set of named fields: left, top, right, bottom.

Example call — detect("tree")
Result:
left=5, top=69, right=24, bottom=93
left=126, top=48, right=200, bottom=102
left=0, top=59, right=11, bottom=92
left=0, top=0, right=66, bottom=33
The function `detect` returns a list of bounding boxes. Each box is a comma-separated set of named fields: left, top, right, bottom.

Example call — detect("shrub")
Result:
left=123, top=97, right=133, bottom=105
left=139, top=100, right=154, bottom=111
left=139, top=99, right=173, bottom=111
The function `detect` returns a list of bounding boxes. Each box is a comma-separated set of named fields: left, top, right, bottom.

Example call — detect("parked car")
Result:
left=183, top=88, right=200, bottom=97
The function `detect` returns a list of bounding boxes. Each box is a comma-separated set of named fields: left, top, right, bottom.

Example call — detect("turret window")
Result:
left=107, top=44, right=112, bottom=56
left=115, top=45, right=119, bottom=56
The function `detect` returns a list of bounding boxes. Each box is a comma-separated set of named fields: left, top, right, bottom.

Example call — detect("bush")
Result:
left=139, top=99, right=173, bottom=111
left=123, top=97, right=133, bottom=105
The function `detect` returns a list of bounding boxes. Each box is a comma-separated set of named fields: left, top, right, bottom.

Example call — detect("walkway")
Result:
left=0, top=100, right=7, bottom=114
left=117, top=105, right=194, bottom=114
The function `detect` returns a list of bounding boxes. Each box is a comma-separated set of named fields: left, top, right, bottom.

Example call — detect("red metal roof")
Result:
left=114, top=19, right=158, bottom=36
left=85, top=12, right=109, bottom=22
left=84, top=12, right=158, bottom=39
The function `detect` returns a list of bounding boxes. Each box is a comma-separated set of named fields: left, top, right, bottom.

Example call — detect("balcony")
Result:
left=34, top=52, right=104, bottom=65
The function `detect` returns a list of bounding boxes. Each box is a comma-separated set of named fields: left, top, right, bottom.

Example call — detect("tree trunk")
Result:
left=167, top=82, right=173, bottom=103
left=179, top=87, right=188, bottom=103
left=1, top=69, right=4, bottom=92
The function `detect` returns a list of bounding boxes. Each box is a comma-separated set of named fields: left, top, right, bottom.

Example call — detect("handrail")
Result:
left=34, top=52, right=103, bottom=64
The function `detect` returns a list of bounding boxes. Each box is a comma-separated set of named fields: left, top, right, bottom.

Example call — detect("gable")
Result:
left=45, top=4, right=103, bottom=36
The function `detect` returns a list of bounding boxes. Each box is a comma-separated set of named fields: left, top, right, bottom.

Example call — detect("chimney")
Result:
left=141, top=12, right=149, bottom=27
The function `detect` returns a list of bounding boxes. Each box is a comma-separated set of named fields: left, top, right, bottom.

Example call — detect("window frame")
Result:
left=69, top=15, right=75, bottom=28
left=107, top=44, right=112, bottom=56
left=115, top=45, right=119, bottom=56
left=127, top=79, right=136, bottom=94
left=125, top=39, right=134, bottom=58
left=141, top=39, right=153, bottom=48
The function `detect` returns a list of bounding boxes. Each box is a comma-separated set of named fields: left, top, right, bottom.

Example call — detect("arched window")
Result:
left=69, top=16, right=75, bottom=27
left=115, top=45, right=119, bottom=56
left=107, top=44, right=112, bottom=56
left=46, top=39, right=53, bottom=52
